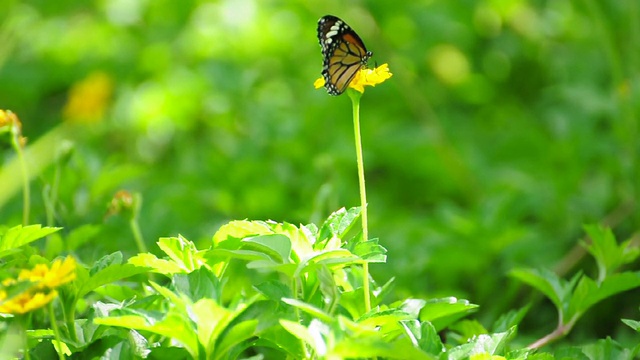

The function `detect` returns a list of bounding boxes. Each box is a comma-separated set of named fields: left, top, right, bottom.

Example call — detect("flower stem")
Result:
left=49, top=302, right=65, bottom=360
left=21, top=313, right=32, bottom=360
left=129, top=193, right=148, bottom=254
left=11, top=124, right=30, bottom=225
left=348, top=89, right=371, bottom=313
left=129, top=217, right=148, bottom=254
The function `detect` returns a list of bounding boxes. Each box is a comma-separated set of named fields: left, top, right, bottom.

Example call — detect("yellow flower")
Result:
left=0, top=289, right=58, bottom=314
left=63, top=71, right=113, bottom=124
left=0, top=257, right=76, bottom=315
left=0, top=109, right=27, bottom=146
left=470, top=354, right=506, bottom=360
left=2, top=278, right=17, bottom=287
left=105, top=190, right=135, bottom=219
left=18, top=256, right=77, bottom=289
left=314, top=64, right=393, bottom=94
left=0, top=109, right=19, bottom=129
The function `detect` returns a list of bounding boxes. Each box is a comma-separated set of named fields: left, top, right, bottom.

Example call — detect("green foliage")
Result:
left=0, top=225, right=60, bottom=259
left=1, top=205, right=640, bottom=358
left=1, top=1, right=639, bottom=358
left=24, top=208, right=463, bottom=358
left=511, top=227, right=640, bottom=347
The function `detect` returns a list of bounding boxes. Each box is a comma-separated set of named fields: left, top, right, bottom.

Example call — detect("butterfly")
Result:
left=317, top=15, right=372, bottom=95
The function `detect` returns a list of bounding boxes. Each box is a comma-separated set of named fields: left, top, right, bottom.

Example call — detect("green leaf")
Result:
left=339, top=288, right=367, bottom=319
left=418, top=297, right=479, bottom=331
left=146, top=346, right=191, bottom=359
left=450, top=319, right=488, bottom=341
left=622, top=318, right=640, bottom=332
left=206, top=248, right=272, bottom=263
left=294, top=249, right=360, bottom=277
left=552, top=347, right=589, bottom=359
left=445, top=327, right=515, bottom=359
left=193, top=298, right=233, bottom=358
left=318, top=207, right=361, bottom=242
left=77, top=263, right=150, bottom=298
left=241, top=234, right=292, bottom=263
left=281, top=298, right=334, bottom=324
left=128, top=253, right=184, bottom=275
left=331, top=330, right=435, bottom=359
left=445, top=342, right=476, bottom=360
left=95, top=312, right=199, bottom=359
left=212, top=220, right=273, bottom=246
left=0, top=248, right=22, bottom=260
left=90, top=252, right=123, bottom=276
left=0, top=224, right=61, bottom=253
left=196, top=294, right=261, bottom=359
left=345, top=235, right=387, bottom=263
left=279, top=319, right=316, bottom=355
left=245, top=260, right=297, bottom=276
left=505, top=348, right=536, bottom=360
left=468, top=326, right=515, bottom=356
left=157, top=236, right=206, bottom=273
left=373, top=276, right=396, bottom=307
left=269, top=222, right=315, bottom=262
left=149, top=281, right=185, bottom=306
left=257, top=324, right=307, bottom=359
left=510, top=268, right=579, bottom=313
left=316, top=265, right=339, bottom=306
left=568, top=272, right=640, bottom=322
left=583, top=224, right=640, bottom=283
left=69, top=309, right=112, bottom=347
left=173, top=267, right=221, bottom=302
left=399, top=320, right=443, bottom=355
left=358, top=307, right=415, bottom=330
left=581, top=337, right=635, bottom=360
left=254, top=280, right=293, bottom=301
left=492, top=305, right=530, bottom=332
left=338, top=276, right=395, bottom=319
left=213, top=320, right=259, bottom=360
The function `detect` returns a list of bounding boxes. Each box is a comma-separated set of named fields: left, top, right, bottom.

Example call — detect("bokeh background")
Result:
left=1, top=0, right=638, bottom=344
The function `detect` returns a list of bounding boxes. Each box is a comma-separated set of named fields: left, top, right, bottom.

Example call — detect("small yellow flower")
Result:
left=2, top=278, right=17, bottom=287
left=0, top=257, right=77, bottom=315
left=0, top=109, right=19, bottom=129
left=0, top=109, right=27, bottom=146
left=0, top=289, right=58, bottom=314
left=18, top=256, right=77, bottom=289
left=470, top=354, right=506, bottom=360
left=314, top=64, right=393, bottom=94
left=63, top=71, right=113, bottom=124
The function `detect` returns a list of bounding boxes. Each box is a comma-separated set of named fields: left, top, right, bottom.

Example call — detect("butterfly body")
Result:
left=317, top=15, right=372, bottom=95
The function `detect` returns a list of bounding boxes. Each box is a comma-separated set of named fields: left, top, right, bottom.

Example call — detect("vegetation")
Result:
left=1, top=1, right=639, bottom=359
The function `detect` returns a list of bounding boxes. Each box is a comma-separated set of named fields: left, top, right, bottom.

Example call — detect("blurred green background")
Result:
left=1, top=0, right=638, bottom=343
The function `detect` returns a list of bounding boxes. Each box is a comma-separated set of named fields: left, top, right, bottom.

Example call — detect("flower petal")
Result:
left=314, top=77, right=325, bottom=89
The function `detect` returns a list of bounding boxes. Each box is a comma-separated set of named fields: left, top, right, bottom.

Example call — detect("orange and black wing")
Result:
left=317, top=15, right=372, bottom=95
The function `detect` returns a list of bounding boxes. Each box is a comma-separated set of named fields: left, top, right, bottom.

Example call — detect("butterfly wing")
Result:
left=317, top=15, right=372, bottom=95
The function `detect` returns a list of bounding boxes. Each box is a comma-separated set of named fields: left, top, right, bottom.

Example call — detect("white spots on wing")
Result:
left=325, top=30, right=338, bottom=38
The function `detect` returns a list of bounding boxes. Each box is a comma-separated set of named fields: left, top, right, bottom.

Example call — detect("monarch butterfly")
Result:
left=317, top=15, right=372, bottom=95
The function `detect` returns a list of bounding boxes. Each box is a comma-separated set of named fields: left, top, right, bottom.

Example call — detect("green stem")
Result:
left=11, top=124, right=29, bottom=225
left=129, top=211, right=156, bottom=282
left=348, top=89, right=371, bottom=313
left=49, top=302, right=65, bottom=360
left=45, top=155, right=61, bottom=227
left=129, top=217, right=148, bottom=254
left=66, top=302, right=77, bottom=342
left=21, top=313, right=32, bottom=360
left=291, top=277, right=311, bottom=358
left=128, top=193, right=149, bottom=254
